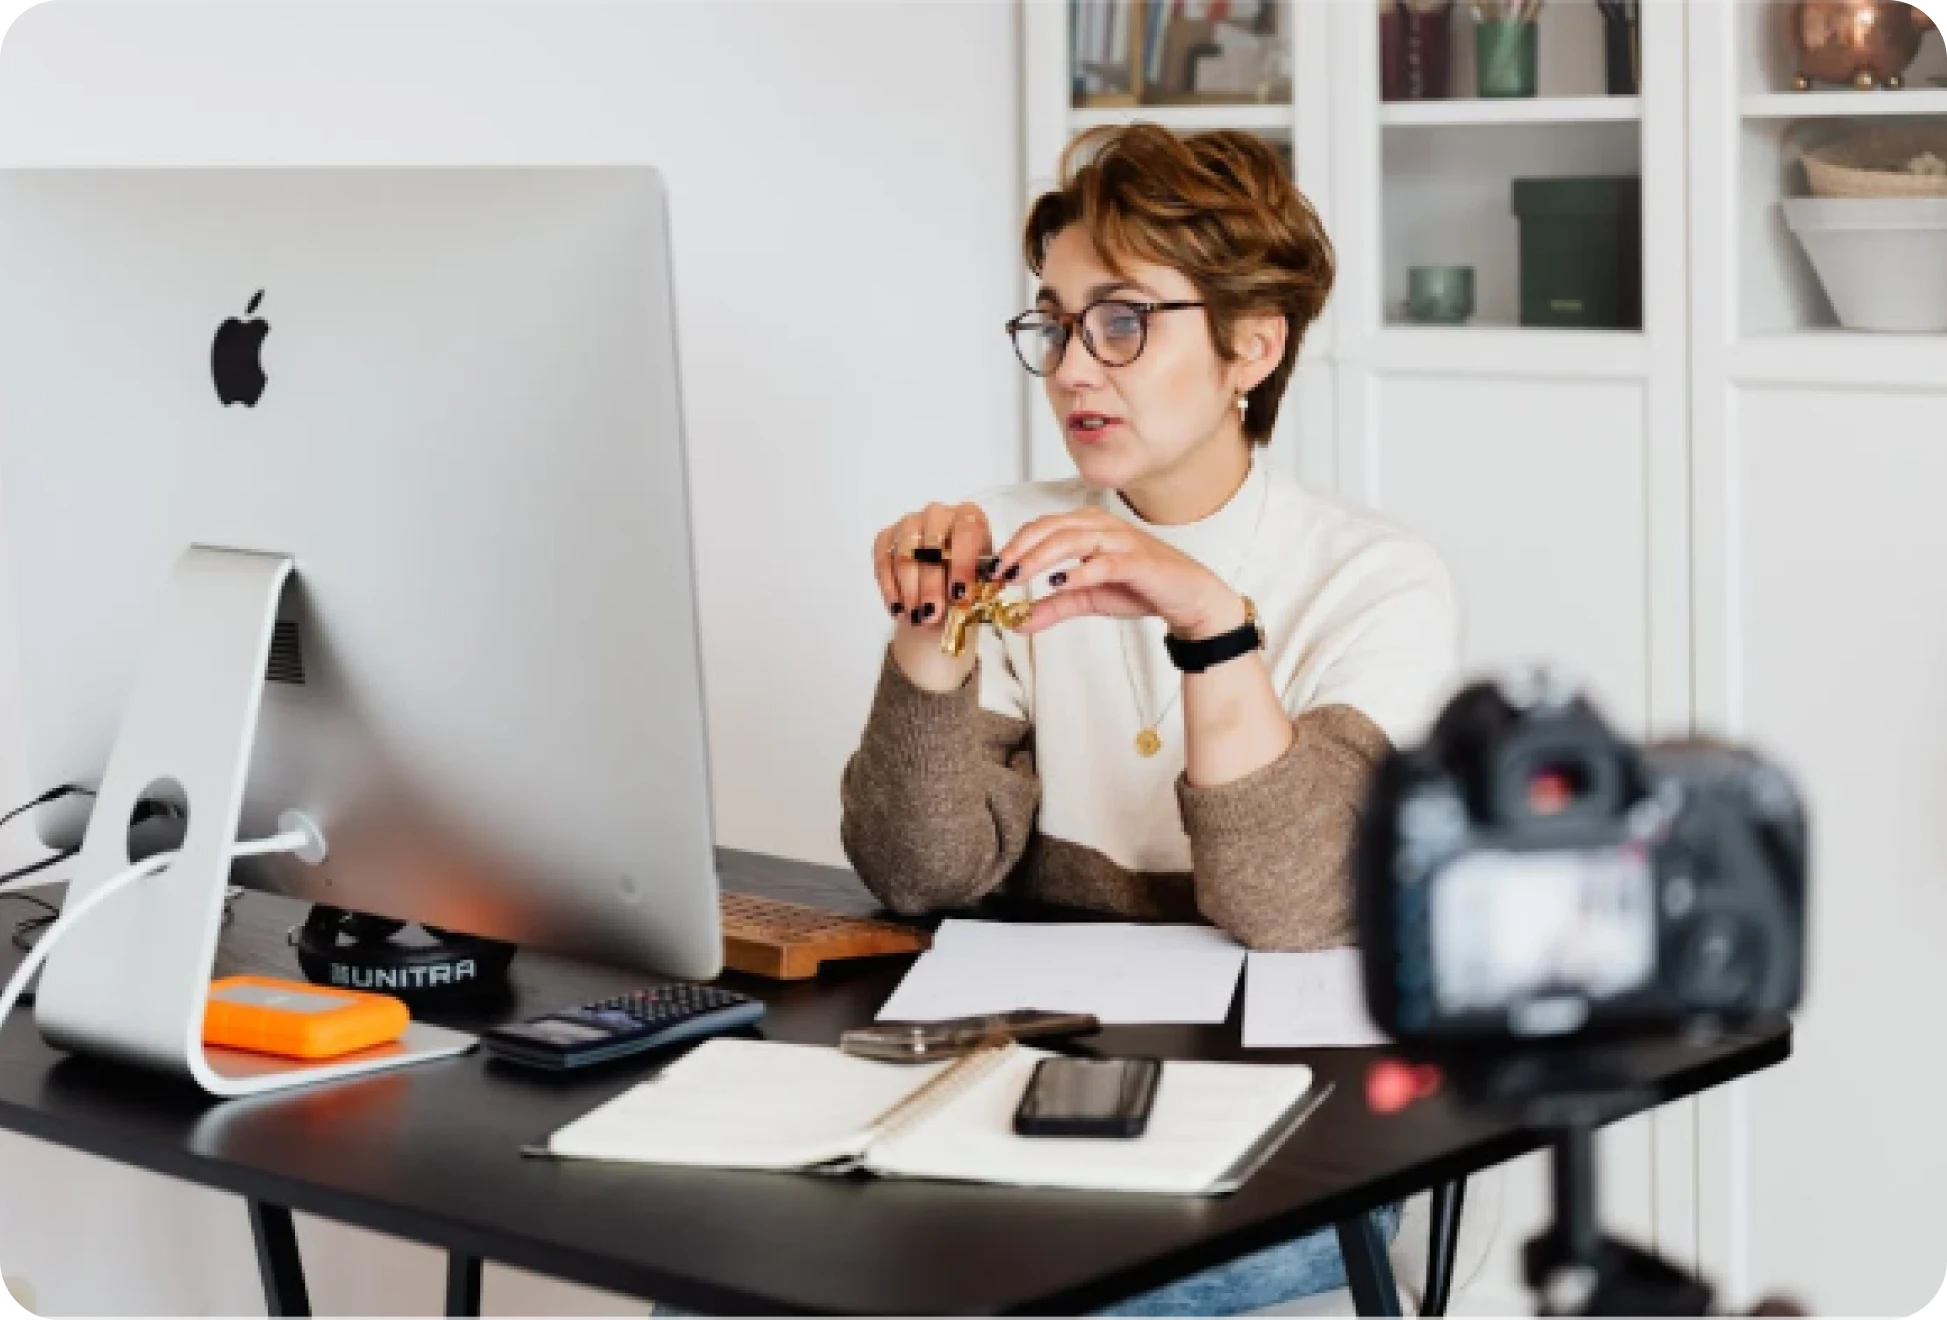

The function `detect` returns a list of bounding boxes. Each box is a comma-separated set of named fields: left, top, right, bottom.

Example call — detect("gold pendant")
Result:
left=1135, top=728, right=1162, bottom=757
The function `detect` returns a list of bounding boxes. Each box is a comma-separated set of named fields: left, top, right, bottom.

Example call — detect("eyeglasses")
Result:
left=1004, top=298, right=1206, bottom=377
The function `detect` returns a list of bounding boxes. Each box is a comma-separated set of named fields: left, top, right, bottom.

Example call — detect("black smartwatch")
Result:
left=1164, top=596, right=1265, bottom=674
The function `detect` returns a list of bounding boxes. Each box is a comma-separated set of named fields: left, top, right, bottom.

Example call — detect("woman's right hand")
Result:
left=873, top=501, right=992, bottom=692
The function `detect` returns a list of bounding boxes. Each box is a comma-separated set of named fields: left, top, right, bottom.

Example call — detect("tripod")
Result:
left=1524, top=1109, right=1712, bottom=1315
left=1463, top=1048, right=1717, bottom=1316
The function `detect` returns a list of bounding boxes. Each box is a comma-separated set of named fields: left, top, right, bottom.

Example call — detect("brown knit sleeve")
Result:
left=1173, top=703, right=1392, bottom=951
left=839, top=643, right=1040, bottom=915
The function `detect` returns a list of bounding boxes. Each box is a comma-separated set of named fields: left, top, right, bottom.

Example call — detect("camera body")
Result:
left=1357, top=672, right=1807, bottom=1049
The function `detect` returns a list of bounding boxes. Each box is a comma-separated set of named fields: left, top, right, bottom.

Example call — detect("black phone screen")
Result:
left=1013, top=1056, right=1162, bottom=1138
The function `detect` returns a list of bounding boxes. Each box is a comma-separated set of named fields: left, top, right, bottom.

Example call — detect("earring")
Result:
left=1236, top=391, right=1248, bottom=416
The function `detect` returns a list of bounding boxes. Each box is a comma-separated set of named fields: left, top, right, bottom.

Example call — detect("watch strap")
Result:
left=1164, top=596, right=1264, bottom=674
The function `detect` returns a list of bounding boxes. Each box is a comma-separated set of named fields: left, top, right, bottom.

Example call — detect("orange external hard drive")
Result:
left=203, top=976, right=410, bottom=1060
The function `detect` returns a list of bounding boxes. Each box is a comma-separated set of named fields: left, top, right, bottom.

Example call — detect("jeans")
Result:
left=1092, top=1202, right=1405, bottom=1317
left=650, top=1204, right=1403, bottom=1318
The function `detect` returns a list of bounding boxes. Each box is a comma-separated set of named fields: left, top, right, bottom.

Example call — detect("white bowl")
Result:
left=1783, top=196, right=1947, bottom=333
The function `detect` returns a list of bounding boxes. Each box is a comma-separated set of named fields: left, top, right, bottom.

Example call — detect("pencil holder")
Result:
left=1475, top=19, right=1538, bottom=98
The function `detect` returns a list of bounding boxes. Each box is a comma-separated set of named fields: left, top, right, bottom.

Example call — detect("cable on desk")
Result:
left=0, top=790, right=190, bottom=953
left=0, top=815, right=325, bottom=1024
left=0, top=784, right=93, bottom=837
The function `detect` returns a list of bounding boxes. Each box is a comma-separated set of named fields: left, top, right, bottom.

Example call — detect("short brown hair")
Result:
left=1022, top=124, right=1335, bottom=447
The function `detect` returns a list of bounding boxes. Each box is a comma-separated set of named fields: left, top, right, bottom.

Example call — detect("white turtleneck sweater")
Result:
left=839, top=450, right=1460, bottom=950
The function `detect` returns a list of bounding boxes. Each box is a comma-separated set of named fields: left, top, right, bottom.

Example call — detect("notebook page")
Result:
left=863, top=1049, right=1314, bottom=1196
left=544, top=1038, right=949, bottom=1171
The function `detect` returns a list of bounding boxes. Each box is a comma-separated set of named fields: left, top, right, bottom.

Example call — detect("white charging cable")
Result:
left=0, top=812, right=328, bottom=1036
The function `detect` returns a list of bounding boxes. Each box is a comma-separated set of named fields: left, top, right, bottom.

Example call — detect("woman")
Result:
left=839, top=125, right=1459, bottom=1316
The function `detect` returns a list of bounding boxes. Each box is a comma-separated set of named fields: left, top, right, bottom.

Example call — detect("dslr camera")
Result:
left=1357, top=671, right=1807, bottom=1051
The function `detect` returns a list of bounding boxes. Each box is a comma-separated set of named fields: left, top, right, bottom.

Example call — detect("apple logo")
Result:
left=212, top=290, right=270, bottom=407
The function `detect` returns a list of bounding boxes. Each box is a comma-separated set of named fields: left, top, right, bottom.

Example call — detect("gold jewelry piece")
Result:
left=940, top=576, right=1030, bottom=658
left=1118, top=471, right=1272, bottom=758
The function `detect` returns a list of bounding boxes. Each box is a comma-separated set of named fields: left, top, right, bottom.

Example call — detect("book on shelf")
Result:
left=1073, top=0, right=1290, bottom=110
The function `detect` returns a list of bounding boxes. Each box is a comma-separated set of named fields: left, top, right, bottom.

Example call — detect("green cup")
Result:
left=1476, top=19, right=1538, bottom=99
left=1406, top=266, right=1476, bottom=324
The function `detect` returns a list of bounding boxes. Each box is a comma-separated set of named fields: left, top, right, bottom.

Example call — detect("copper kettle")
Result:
left=1793, top=0, right=1937, bottom=90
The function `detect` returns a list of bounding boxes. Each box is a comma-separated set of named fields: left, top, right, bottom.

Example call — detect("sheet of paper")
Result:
left=875, top=919, right=1246, bottom=1025
left=1243, top=947, right=1390, bottom=1048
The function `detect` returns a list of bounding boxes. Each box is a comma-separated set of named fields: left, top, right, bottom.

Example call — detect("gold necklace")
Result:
left=1114, top=467, right=1273, bottom=758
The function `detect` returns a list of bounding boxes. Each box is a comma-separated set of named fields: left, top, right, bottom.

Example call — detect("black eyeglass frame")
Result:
left=1004, top=298, right=1207, bottom=376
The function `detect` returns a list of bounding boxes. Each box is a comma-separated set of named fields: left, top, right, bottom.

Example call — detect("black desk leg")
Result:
left=247, top=1201, right=311, bottom=1317
left=1421, top=1178, right=1467, bottom=1317
left=446, top=1252, right=483, bottom=1317
left=1336, top=1211, right=1403, bottom=1318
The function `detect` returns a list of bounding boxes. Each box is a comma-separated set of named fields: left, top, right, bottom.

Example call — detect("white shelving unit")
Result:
left=1067, top=102, right=1293, bottom=133
left=1741, top=87, right=1947, bottom=118
left=1022, top=6, right=1947, bottom=1309
left=1687, top=4, right=1947, bottom=1314
left=1355, top=324, right=1652, bottom=378
left=1380, top=93, right=1641, bottom=125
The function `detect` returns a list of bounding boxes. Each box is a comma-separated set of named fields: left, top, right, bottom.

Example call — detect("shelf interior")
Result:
left=1382, top=0, right=1626, bottom=105
left=1383, top=120, right=1642, bottom=329
left=1738, top=0, right=1947, bottom=97
left=1069, top=0, right=1293, bottom=113
left=1738, top=114, right=1947, bottom=335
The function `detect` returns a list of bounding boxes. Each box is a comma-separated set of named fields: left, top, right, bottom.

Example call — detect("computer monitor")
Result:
left=0, top=168, right=726, bottom=1088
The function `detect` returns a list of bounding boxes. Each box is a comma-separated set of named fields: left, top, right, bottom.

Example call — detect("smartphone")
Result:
left=838, top=1009, right=1099, bottom=1063
left=1012, top=1056, right=1163, bottom=1139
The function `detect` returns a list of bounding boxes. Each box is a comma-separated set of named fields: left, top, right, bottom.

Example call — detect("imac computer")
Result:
left=0, top=167, right=725, bottom=1094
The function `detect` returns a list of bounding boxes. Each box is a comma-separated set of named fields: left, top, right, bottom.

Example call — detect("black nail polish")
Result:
left=1050, top=571, right=1067, bottom=588
left=909, top=609, right=922, bottom=625
left=952, top=582, right=967, bottom=601
left=920, top=602, right=937, bottom=621
left=891, top=601, right=904, bottom=616
left=1004, top=564, right=1020, bottom=582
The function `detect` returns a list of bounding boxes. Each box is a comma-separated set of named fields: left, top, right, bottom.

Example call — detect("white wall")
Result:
left=0, top=2, right=1022, bottom=1311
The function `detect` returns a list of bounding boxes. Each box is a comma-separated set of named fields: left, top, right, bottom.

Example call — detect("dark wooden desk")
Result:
left=0, top=849, right=1790, bottom=1315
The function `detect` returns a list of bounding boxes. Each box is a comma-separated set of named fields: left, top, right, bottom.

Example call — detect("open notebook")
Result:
left=528, top=1039, right=1326, bottom=1197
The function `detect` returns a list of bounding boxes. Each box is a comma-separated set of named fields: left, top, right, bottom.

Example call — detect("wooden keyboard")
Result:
left=719, top=892, right=932, bottom=980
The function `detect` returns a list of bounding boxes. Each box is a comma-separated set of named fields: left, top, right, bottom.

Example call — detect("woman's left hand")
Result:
left=991, top=509, right=1244, bottom=641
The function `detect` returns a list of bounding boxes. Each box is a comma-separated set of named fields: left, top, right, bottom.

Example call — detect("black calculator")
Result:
left=481, top=984, right=765, bottom=1071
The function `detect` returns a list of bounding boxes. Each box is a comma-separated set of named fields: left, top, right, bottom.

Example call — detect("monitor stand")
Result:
left=34, top=546, right=476, bottom=1096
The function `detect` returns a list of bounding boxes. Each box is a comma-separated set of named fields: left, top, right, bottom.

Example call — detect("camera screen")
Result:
left=1429, top=845, right=1656, bottom=1013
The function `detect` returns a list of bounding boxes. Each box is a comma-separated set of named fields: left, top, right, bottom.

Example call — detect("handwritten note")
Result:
left=1243, top=947, right=1390, bottom=1049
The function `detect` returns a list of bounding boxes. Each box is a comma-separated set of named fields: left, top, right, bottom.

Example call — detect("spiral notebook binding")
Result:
left=866, top=1043, right=1015, bottom=1146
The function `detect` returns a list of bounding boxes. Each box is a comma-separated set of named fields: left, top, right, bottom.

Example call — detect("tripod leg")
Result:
left=1337, top=1211, right=1404, bottom=1317
left=1421, top=1179, right=1467, bottom=1316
